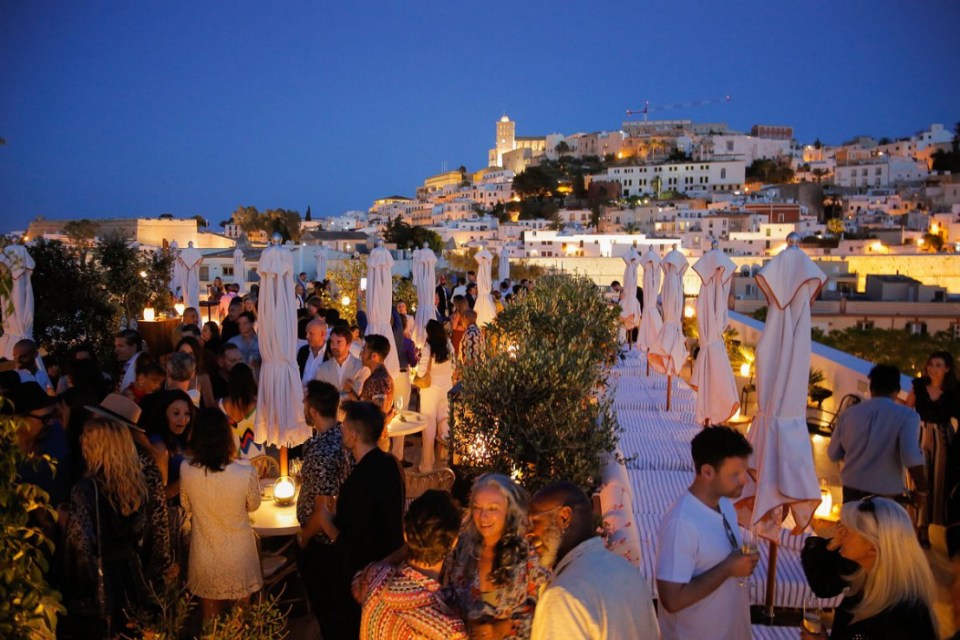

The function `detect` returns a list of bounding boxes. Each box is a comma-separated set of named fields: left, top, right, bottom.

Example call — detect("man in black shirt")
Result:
left=301, top=400, right=405, bottom=640
left=219, top=296, right=243, bottom=343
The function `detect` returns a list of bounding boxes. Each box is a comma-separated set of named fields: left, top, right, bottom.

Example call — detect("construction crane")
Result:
left=626, top=95, right=732, bottom=121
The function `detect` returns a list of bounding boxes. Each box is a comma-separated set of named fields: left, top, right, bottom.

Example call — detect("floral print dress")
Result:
left=441, top=543, right=549, bottom=640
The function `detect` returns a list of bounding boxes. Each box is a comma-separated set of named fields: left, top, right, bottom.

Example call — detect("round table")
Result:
left=251, top=479, right=301, bottom=538
left=387, top=411, right=427, bottom=437
left=387, top=411, right=427, bottom=463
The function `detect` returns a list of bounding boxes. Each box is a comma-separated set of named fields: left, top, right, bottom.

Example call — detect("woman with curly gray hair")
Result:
left=441, top=473, right=549, bottom=640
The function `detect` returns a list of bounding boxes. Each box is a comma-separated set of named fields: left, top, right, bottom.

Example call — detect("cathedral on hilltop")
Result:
left=488, top=114, right=547, bottom=171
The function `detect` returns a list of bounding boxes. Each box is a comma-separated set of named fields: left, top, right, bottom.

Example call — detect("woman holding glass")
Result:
left=442, top=473, right=548, bottom=640
left=800, top=496, right=937, bottom=639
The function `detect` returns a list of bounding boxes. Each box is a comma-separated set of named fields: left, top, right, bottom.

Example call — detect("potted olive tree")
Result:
left=452, top=273, right=621, bottom=492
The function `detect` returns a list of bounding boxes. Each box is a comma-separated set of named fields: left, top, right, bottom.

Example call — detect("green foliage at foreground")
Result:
left=813, top=327, right=960, bottom=377
left=0, top=410, right=64, bottom=639
left=122, top=582, right=287, bottom=640
left=454, top=274, right=621, bottom=492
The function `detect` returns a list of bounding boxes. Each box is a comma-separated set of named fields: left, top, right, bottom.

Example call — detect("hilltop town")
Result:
left=18, top=115, right=960, bottom=338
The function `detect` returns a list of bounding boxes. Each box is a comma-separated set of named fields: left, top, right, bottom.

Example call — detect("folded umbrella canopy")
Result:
left=413, top=245, right=437, bottom=348
left=619, top=247, right=642, bottom=332
left=0, top=245, right=35, bottom=359
left=636, top=248, right=663, bottom=358
left=736, top=236, right=826, bottom=536
left=691, top=246, right=740, bottom=426
left=169, top=240, right=184, bottom=299
left=233, top=246, right=245, bottom=294
left=648, top=248, right=688, bottom=377
left=498, top=247, right=510, bottom=283
left=366, top=244, right=400, bottom=377
left=473, top=248, right=497, bottom=326
left=178, top=243, right=203, bottom=311
left=253, top=241, right=310, bottom=447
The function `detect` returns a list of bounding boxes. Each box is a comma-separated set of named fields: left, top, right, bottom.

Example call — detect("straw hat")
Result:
left=85, top=393, right=145, bottom=432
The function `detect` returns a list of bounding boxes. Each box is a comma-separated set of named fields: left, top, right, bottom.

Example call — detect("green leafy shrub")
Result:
left=453, top=274, right=621, bottom=492
left=0, top=409, right=64, bottom=639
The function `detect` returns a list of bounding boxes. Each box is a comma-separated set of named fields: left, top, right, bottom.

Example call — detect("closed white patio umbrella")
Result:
left=413, top=244, right=437, bottom=348
left=253, top=237, right=310, bottom=448
left=691, top=243, right=739, bottom=426
left=649, top=247, right=688, bottom=410
left=735, top=233, right=826, bottom=621
left=474, top=248, right=497, bottom=326
left=178, top=242, right=203, bottom=311
left=169, top=240, right=184, bottom=298
left=315, top=246, right=328, bottom=282
left=737, top=234, right=826, bottom=534
left=233, top=246, right=245, bottom=294
left=0, top=245, right=35, bottom=359
left=498, top=247, right=510, bottom=283
left=649, top=248, right=688, bottom=376
left=636, top=247, right=663, bottom=370
left=366, top=243, right=400, bottom=377
left=619, top=248, right=642, bottom=342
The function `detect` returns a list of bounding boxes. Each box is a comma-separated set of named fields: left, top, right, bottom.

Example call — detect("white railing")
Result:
left=728, top=311, right=912, bottom=412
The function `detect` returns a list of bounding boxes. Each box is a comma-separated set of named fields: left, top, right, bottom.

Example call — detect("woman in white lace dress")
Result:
left=181, top=407, right=262, bottom=621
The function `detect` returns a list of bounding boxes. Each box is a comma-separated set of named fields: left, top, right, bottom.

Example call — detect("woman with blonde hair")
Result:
left=441, top=473, right=548, bottom=640
left=60, top=417, right=157, bottom=638
left=801, top=496, right=937, bottom=639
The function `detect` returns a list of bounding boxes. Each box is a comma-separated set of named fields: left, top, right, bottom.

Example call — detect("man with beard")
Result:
left=655, top=426, right=757, bottom=640
left=314, top=326, right=366, bottom=394
left=528, top=481, right=659, bottom=640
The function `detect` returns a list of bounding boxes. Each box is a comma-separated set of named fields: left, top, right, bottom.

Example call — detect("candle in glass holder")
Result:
left=143, top=307, right=156, bottom=322
left=174, top=302, right=186, bottom=316
left=273, top=475, right=296, bottom=506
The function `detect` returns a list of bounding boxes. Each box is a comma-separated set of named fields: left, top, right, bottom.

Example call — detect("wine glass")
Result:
left=395, top=394, right=405, bottom=420
left=803, top=593, right=823, bottom=634
left=738, top=527, right=758, bottom=587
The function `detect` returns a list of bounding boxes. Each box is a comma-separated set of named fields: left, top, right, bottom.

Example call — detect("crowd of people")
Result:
left=3, top=266, right=958, bottom=640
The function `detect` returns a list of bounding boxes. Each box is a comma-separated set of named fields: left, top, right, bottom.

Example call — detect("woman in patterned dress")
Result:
left=442, top=474, right=549, bottom=640
left=181, top=407, right=262, bottom=623
left=906, top=351, right=960, bottom=539
left=60, top=416, right=158, bottom=638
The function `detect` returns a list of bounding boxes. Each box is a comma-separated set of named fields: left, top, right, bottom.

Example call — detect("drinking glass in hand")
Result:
left=802, top=593, right=823, bottom=634
left=738, top=527, right=758, bottom=587
left=741, top=526, right=759, bottom=555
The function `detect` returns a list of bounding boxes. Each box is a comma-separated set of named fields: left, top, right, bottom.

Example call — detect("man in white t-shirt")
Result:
left=656, top=426, right=758, bottom=640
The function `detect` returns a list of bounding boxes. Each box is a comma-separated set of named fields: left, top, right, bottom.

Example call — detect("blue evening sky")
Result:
left=1, top=1, right=958, bottom=232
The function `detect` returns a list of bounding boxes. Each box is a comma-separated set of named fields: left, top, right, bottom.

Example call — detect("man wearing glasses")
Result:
left=656, top=426, right=757, bottom=640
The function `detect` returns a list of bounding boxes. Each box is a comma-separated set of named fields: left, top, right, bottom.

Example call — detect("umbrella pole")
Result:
left=764, top=539, right=779, bottom=624
left=666, top=375, right=673, bottom=411
left=279, top=446, right=288, bottom=477
left=645, top=352, right=650, bottom=376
